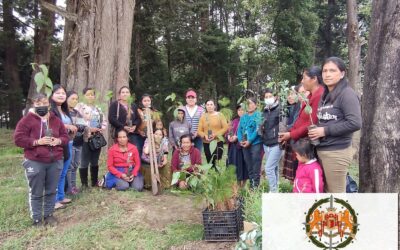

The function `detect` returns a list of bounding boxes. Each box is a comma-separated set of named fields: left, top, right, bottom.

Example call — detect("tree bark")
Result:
left=359, top=0, right=400, bottom=211
left=346, top=0, right=362, bottom=94
left=62, top=0, right=135, bottom=98
left=26, top=0, right=56, bottom=109
left=2, top=0, right=24, bottom=127
left=346, top=0, right=362, bottom=166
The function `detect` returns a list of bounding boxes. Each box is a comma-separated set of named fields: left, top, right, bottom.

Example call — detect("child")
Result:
left=292, top=138, right=324, bottom=193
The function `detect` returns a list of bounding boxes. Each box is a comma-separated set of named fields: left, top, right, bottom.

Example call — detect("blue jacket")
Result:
left=237, top=111, right=262, bottom=145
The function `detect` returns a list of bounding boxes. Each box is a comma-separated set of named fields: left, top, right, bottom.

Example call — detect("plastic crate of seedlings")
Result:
left=202, top=208, right=242, bottom=241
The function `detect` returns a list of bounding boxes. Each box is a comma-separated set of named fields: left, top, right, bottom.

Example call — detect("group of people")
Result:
left=14, top=56, right=361, bottom=227
left=227, top=57, right=361, bottom=194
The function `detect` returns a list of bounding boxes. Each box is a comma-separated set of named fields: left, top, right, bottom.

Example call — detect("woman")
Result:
left=108, top=86, right=141, bottom=144
left=279, top=66, right=325, bottom=182
left=154, top=120, right=168, bottom=138
left=237, top=98, right=263, bottom=189
left=171, top=134, right=202, bottom=189
left=308, top=57, right=362, bottom=193
left=105, top=129, right=144, bottom=191
left=141, top=129, right=171, bottom=189
left=66, top=91, right=86, bottom=195
left=134, top=94, right=159, bottom=158
left=286, top=85, right=301, bottom=130
left=182, top=89, right=204, bottom=152
left=197, top=99, right=228, bottom=167
left=226, top=105, right=248, bottom=187
left=50, top=85, right=76, bottom=209
left=14, top=93, right=69, bottom=226
left=261, top=89, right=282, bottom=193
left=75, top=87, right=108, bottom=187
left=168, top=108, right=191, bottom=152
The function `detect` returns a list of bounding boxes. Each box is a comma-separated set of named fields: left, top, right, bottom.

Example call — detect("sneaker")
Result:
left=32, top=219, right=43, bottom=227
left=60, top=198, right=72, bottom=204
left=44, top=215, right=58, bottom=226
left=54, top=202, right=66, bottom=210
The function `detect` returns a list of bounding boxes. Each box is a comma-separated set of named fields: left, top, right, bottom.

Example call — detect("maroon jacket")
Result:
left=171, top=146, right=202, bottom=172
left=14, top=112, right=69, bottom=163
left=290, top=85, right=324, bottom=141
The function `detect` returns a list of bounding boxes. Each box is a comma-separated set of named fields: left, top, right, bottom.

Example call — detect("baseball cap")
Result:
left=186, top=90, right=197, bottom=98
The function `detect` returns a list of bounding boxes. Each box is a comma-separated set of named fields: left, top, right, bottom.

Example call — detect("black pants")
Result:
left=204, top=141, right=224, bottom=167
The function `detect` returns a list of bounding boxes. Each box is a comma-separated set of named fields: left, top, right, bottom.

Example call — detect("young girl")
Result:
left=292, top=139, right=324, bottom=193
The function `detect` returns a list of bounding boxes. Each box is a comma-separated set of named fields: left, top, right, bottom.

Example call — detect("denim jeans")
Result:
left=67, top=145, right=82, bottom=193
left=242, top=143, right=262, bottom=188
left=56, top=141, right=73, bottom=202
left=263, top=144, right=282, bottom=192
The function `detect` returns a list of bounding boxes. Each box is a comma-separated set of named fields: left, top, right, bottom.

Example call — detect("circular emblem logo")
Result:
left=303, top=195, right=359, bottom=249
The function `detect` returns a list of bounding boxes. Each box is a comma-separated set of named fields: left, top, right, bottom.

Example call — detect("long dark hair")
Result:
left=50, top=84, right=71, bottom=120
left=321, top=57, right=349, bottom=104
left=304, top=66, right=323, bottom=85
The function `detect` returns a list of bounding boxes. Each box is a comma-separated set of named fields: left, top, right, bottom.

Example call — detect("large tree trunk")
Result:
left=26, top=0, right=56, bottom=109
left=359, top=3, right=400, bottom=243
left=346, top=0, right=362, bottom=166
left=2, top=0, right=24, bottom=127
left=346, top=0, right=361, bottom=94
left=62, top=0, right=135, bottom=100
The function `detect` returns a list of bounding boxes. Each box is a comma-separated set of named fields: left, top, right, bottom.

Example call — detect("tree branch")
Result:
left=39, top=0, right=77, bottom=22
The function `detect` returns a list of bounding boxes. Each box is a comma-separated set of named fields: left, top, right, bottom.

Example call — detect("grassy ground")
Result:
left=0, top=129, right=236, bottom=250
left=0, top=128, right=359, bottom=249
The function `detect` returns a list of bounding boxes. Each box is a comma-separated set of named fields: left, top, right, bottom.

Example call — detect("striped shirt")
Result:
left=183, top=105, right=204, bottom=135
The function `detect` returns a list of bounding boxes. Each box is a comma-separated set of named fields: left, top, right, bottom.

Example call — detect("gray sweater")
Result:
left=168, top=120, right=191, bottom=147
left=317, top=85, right=362, bottom=150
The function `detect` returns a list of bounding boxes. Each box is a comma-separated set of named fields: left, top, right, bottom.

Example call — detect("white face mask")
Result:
left=264, top=97, right=275, bottom=106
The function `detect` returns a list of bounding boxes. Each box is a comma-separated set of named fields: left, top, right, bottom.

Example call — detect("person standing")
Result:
left=308, top=57, right=362, bottom=193
left=75, top=87, right=108, bottom=188
left=279, top=67, right=324, bottom=182
left=66, top=91, right=86, bottom=195
left=181, top=89, right=204, bottom=152
left=226, top=105, right=248, bottom=187
left=168, top=108, right=191, bottom=152
left=261, top=89, right=282, bottom=193
left=197, top=99, right=228, bottom=167
left=237, top=98, right=263, bottom=189
left=49, top=85, right=76, bottom=209
left=108, top=86, right=141, bottom=144
left=14, top=93, right=69, bottom=226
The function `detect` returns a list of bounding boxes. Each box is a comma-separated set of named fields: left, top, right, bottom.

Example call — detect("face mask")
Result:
left=264, top=98, right=275, bottom=106
left=35, top=106, right=49, bottom=117
left=154, top=136, right=162, bottom=144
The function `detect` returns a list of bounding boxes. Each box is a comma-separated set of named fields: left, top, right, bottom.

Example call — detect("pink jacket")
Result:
left=293, top=159, right=324, bottom=193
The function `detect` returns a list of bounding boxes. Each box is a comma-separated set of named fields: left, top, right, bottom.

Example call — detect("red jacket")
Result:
left=14, top=112, right=69, bottom=163
left=171, top=146, right=202, bottom=172
left=293, top=159, right=324, bottom=193
left=107, top=143, right=141, bottom=178
left=290, top=85, right=324, bottom=141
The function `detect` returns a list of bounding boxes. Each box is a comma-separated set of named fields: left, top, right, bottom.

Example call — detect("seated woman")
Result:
left=140, top=128, right=171, bottom=189
left=171, top=134, right=202, bottom=189
left=105, top=129, right=144, bottom=191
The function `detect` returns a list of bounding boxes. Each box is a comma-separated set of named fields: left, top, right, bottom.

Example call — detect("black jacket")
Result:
left=108, top=101, right=141, bottom=131
left=261, top=102, right=280, bottom=146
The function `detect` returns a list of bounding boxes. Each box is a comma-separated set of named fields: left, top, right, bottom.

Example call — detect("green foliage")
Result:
left=172, top=162, right=237, bottom=210
left=236, top=222, right=262, bottom=250
left=31, top=63, right=53, bottom=97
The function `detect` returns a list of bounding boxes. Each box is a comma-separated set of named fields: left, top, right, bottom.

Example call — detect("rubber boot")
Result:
left=79, top=168, right=89, bottom=188
left=90, top=165, right=99, bottom=187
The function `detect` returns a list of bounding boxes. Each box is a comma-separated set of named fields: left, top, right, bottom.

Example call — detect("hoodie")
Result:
left=14, top=111, right=69, bottom=163
left=168, top=112, right=191, bottom=147
left=293, top=159, right=324, bottom=193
